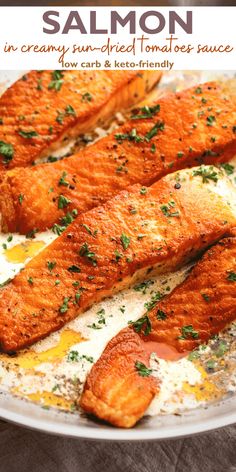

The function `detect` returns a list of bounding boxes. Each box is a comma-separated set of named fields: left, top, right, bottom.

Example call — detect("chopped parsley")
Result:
left=201, top=293, right=210, bottom=302
left=115, top=128, right=143, bottom=144
left=206, top=115, right=216, bottom=126
left=58, top=171, right=69, bottom=187
left=82, top=224, right=97, bottom=237
left=58, top=195, right=71, bottom=209
left=27, top=277, right=34, bottom=285
left=67, top=265, right=81, bottom=273
left=221, top=163, right=234, bottom=175
left=140, top=187, right=147, bottom=195
left=195, top=86, right=202, bottom=94
left=87, top=308, right=106, bottom=329
left=214, top=340, right=229, bottom=358
left=151, top=143, right=156, bottom=154
left=47, top=261, right=56, bottom=272
left=79, top=242, right=97, bottom=266
left=133, top=280, right=154, bottom=294
left=188, top=350, right=200, bottom=361
left=130, top=315, right=152, bottom=335
left=65, top=105, right=76, bottom=116
left=227, top=271, right=236, bottom=282
left=114, top=249, right=123, bottom=261
left=0, top=141, right=14, bottom=163
left=193, top=166, right=218, bottom=183
left=48, top=71, right=64, bottom=91
left=131, top=104, right=160, bottom=120
left=18, top=194, right=24, bottom=205
left=135, top=361, right=152, bottom=377
left=67, top=350, right=94, bottom=363
left=52, top=210, right=78, bottom=235
left=144, top=291, right=162, bottom=312
left=145, top=121, right=165, bottom=142
left=120, top=233, right=130, bottom=250
left=18, top=130, right=38, bottom=139
left=156, top=309, right=167, bottom=320
left=59, top=297, right=70, bottom=314
left=160, top=200, right=180, bottom=218
left=178, top=325, right=199, bottom=340
left=81, top=92, right=92, bottom=102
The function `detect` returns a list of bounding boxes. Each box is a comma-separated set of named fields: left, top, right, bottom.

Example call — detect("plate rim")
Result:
left=0, top=395, right=235, bottom=441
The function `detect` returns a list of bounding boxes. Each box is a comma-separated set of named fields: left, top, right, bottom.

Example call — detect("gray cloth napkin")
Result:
left=0, top=420, right=235, bottom=472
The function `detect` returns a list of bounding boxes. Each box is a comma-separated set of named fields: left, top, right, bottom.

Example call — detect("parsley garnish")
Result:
left=52, top=210, right=78, bottom=235
left=131, top=104, right=160, bottom=120
left=47, top=261, right=56, bottom=272
left=58, top=195, right=71, bottom=209
left=79, top=242, right=97, bottom=266
left=0, top=141, right=14, bottom=163
left=18, top=194, right=24, bottom=205
left=140, top=187, right=147, bottom=195
left=221, top=163, right=234, bottom=175
left=156, top=309, right=167, bottom=320
left=145, top=121, right=165, bottom=142
left=114, top=249, right=123, bottom=261
left=82, top=224, right=97, bottom=237
left=227, top=271, right=236, bottom=282
left=67, top=265, right=81, bottom=273
left=135, top=361, right=152, bottom=377
left=48, top=71, right=64, bottom=91
left=130, top=315, right=151, bottom=335
left=134, top=280, right=154, bottom=294
left=206, top=115, right=216, bottom=126
left=65, top=105, right=76, bottom=116
left=58, top=171, right=69, bottom=187
left=87, top=308, right=106, bottom=329
left=160, top=200, right=180, bottom=218
left=115, top=128, right=143, bottom=144
left=120, top=233, right=130, bottom=250
left=81, top=92, right=92, bottom=102
left=67, top=351, right=94, bottom=363
left=178, top=325, right=199, bottom=340
left=193, top=166, right=218, bottom=183
left=59, top=297, right=70, bottom=314
left=144, top=292, right=162, bottom=312
left=18, top=130, right=38, bottom=139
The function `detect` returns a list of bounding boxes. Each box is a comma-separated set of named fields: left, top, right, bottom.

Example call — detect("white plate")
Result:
left=0, top=390, right=236, bottom=441
left=0, top=70, right=235, bottom=441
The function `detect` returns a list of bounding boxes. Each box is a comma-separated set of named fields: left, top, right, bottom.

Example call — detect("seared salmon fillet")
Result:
left=0, top=70, right=160, bottom=169
left=0, top=165, right=235, bottom=353
left=1, top=82, right=236, bottom=234
left=80, top=236, right=236, bottom=428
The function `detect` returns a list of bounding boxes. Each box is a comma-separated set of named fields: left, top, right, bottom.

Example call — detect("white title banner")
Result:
left=0, top=6, right=235, bottom=70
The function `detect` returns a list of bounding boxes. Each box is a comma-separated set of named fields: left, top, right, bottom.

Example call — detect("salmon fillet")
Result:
left=1, top=81, right=236, bottom=234
left=0, top=70, right=160, bottom=170
left=0, top=165, right=235, bottom=353
left=80, top=236, right=236, bottom=428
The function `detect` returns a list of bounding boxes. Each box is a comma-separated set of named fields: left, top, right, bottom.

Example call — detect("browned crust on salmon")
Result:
left=0, top=166, right=235, bottom=353
left=80, top=236, right=236, bottom=428
left=1, top=81, right=236, bottom=234
left=0, top=70, right=160, bottom=170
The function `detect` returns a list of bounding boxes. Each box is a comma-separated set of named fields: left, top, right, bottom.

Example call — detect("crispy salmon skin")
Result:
left=0, top=165, right=235, bottom=353
left=0, top=70, right=160, bottom=169
left=1, top=81, right=236, bottom=233
left=80, top=236, right=236, bottom=428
